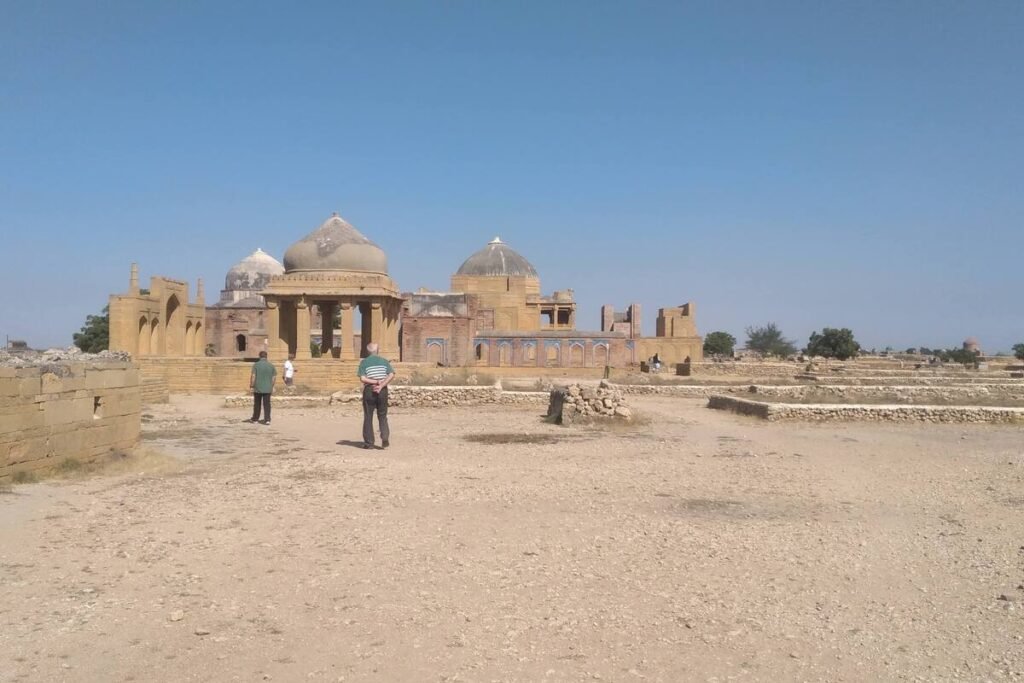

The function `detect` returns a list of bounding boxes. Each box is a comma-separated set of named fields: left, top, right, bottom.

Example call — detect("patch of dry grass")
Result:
left=2, top=448, right=182, bottom=489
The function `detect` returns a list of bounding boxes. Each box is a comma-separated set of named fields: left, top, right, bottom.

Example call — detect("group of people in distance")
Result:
left=248, top=343, right=394, bottom=450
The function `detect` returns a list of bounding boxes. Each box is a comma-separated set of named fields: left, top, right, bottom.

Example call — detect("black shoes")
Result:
left=362, top=443, right=373, bottom=450
left=259, top=420, right=270, bottom=425
left=382, top=440, right=390, bottom=449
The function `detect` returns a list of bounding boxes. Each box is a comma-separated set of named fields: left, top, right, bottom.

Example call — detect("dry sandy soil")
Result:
left=1, top=395, right=1023, bottom=682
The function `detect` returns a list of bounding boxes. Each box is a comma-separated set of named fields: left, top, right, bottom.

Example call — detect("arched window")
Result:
left=236, top=334, right=247, bottom=352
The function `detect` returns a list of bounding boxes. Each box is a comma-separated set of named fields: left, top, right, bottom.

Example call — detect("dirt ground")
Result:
left=2, top=395, right=1023, bottom=682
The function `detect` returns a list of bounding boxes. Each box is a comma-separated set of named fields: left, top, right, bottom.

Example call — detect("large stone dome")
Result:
left=455, top=237, right=538, bottom=278
left=224, top=248, right=284, bottom=292
left=283, top=214, right=388, bottom=274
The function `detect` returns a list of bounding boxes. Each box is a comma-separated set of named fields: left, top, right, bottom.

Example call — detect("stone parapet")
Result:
left=707, top=395, right=1024, bottom=423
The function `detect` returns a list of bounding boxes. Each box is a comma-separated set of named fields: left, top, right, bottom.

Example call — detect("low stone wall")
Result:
left=225, top=386, right=550, bottom=409
left=708, top=395, right=1024, bottom=423
left=802, top=375, right=1024, bottom=386
left=613, top=384, right=722, bottom=397
left=746, top=383, right=1024, bottom=403
left=684, top=361, right=803, bottom=378
left=141, top=378, right=169, bottom=404
left=1, top=361, right=141, bottom=481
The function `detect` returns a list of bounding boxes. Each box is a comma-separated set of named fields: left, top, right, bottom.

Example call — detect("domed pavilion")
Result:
left=261, top=214, right=403, bottom=360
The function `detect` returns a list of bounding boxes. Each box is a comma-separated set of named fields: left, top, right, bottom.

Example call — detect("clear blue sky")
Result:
left=2, top=1, right=1021, bottom=352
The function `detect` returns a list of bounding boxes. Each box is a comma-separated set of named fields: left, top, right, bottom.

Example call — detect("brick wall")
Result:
left=1, top=362, right=141, bottom=481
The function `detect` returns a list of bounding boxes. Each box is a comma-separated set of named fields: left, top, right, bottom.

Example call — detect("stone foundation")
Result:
left=1, top=361, right=141, bottom=481
left=707, top=395, right=1024, bottom=423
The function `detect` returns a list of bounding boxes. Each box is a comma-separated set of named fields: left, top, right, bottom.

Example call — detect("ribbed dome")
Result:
left=283, top=214, right=388, bottom=274
left=224, top=248, right=284, bottom=291
left=455, top=237, right=538, bottom=278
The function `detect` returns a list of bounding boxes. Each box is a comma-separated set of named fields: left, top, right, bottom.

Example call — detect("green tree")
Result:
left=745, top=323, right=797, bottom=358
left=73, top=305, right=109, bottom=353
left=1013, top=343, right=1024, bottom=361
left=703, top=331, right=736, bottom=357
left=805, top=327, right=861, bottom=360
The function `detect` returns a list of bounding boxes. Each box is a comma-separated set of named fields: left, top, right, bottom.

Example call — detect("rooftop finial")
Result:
left=332, top=211, right=339, bottom=217
left=489, top=236, right=502, bottom=244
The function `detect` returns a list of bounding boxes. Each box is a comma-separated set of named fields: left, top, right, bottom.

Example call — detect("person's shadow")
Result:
left=336, top=439, right=375, bottom=450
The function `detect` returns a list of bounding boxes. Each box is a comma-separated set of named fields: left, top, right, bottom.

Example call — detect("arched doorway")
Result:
left=236, top=334, right=247, bottom=353
left=593, top=344, right=608, bottom=367
left=138, top=316, right=149, bottom=356
left=185, top=321, right=194, bottom=355
left=165, top=295, right=181, bottom=354
left=150, top=318, right=159, bottom=355
left=426, top=341, right=444, bottom=365
left=545, top=342, right=560, bottom=367
left=569, top=343, right=584, bottom=367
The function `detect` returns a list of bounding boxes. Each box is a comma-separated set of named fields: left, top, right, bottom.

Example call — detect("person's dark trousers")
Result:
left=362, top=385, right=389, bottom=446
left=252, top=393, right=271, bottom=422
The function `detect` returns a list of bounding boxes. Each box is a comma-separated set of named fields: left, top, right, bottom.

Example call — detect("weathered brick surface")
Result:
left=0, top=362, right=141, bottom=480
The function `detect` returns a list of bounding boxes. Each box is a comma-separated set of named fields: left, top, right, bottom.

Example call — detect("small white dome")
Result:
left=224, top=248, right=284, bottom=292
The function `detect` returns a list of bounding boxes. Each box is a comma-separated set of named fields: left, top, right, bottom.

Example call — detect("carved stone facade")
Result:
left=109, top=265, right=206, bottom=357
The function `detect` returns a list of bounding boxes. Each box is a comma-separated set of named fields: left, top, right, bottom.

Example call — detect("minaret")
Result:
left=129, top=263, right=139, bottom=295
left=196, top=278, right=205, bottom=304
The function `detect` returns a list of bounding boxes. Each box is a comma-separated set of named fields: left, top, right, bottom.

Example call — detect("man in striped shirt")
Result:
left=357, top=343, right=395, bottom=449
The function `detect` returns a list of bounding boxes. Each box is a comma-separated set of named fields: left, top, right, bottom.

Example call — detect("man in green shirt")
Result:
left=357, top=343, right=395, bottom=449
left=249, top=350, right=277, bottom=425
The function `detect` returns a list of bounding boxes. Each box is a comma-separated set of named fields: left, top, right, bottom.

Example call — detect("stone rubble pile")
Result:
left=0, top=346, right=132, bottom=368
left=547, top=381, right=632, bottom=425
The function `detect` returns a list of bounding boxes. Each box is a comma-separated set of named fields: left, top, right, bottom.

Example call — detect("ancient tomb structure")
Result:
left=403, top=236, right=704, bottom=368
left=261, top=214, right=403, bottom=361
left=109, top=265, right=206, bottom=357
left=205, top=248, right=285, bottom=358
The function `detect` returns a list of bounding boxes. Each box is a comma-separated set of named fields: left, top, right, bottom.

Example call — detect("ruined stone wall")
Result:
left=1, top=362, right=141, bottom=481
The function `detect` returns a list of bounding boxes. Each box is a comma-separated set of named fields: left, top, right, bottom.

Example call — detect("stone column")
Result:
left=369, top=301, right=384, bottom=349
left=319, top=302, right=335, bottom=355
left=265, top=300, right=287, bottom=360
left=295, top=297, right=312, bottom=360
left=339, top=302, right=355, bottom=360
left=381, top=299, right=400, bottom=359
